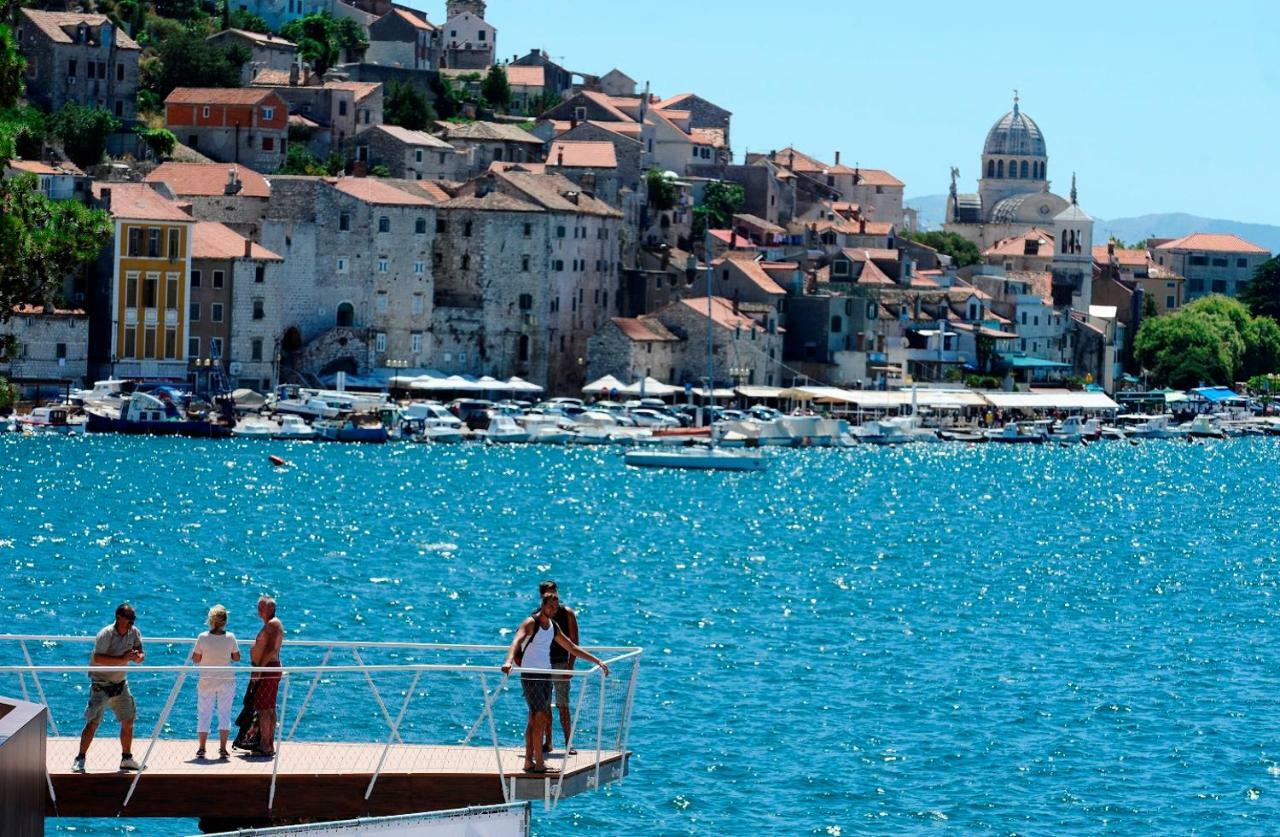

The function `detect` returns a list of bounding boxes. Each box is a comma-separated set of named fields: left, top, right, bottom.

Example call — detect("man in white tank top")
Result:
left=503, top=591, right=609, bottom=773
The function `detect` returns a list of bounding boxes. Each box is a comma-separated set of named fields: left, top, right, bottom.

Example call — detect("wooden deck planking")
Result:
left=46, top=737, right=628, bottom=819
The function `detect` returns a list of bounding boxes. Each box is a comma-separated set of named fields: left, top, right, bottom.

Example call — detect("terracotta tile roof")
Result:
left=166, top=87, right=279, bottom=106
left=849, top=167, right=903, bottom=187
left=289, top=113, right=320, bottom=127
left=578, top=91, right=634, bottom=123
left=841, top=247, right=899, bottom=263
left=678, top=296, right=765, bottom=332
left=546, top=140, right=617, bottom=169
left=985, top=228, right=1055, bottom=257
left=504, top=65, right=545, bottom=87
left=20, top=9, right=140, bottom=49
left=93, top=183, right=192, bottom=222
left=212, top=28, right=296, bottom=47
left=145, top=162, right=271, bottom=199
left=418, top=181, right=454, bottom=202
left=1154, top=233, right=1269, bottom=254
left=611, top=316, right=679, bottom=342
left=716, top=252, right=785, bottom=296
left=709, top=229, right=757, bottom=249
left=390, top=8, right=434, bottom=30
left=251, top=69, right=292, bottom=86
left=732, top=213, right=785, bottom=235
left=371, top=124, right=453, bottom=148
left=549, top=120, right=643, bottom=140
left=1091, top=245, right=1149, bottom=268
left=7, top=159, right=82, bottom=176
left=324, top=81, right=381, bottom=101
left=856, top=259, right=895, bottom=286
left=857, top=221, right=896, bottom=236
left=488, top=161, right=547, bottom=175
left=440, top=121, right=543, bottom=144
left=775, top=147, right=829, bottom=173
left=332, top=177, right=433, bottom=206
left=654, top=93, right=694, bottom=110
left=192, top=221, right=281, bottom=261
left=690, top=128, right=726, bottom=149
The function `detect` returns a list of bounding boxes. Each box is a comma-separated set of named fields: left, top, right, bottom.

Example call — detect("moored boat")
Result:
left=85, top=392, right=230, bottom=438
left=624, top=445, right=768, bottom=471
left=16, top=406, right=86, bottom=435
left=313, top=416, right=388, bottom=443
left=984, top=422, right=1046, bottom=444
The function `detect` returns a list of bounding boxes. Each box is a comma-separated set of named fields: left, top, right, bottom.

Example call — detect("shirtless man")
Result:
left=249, top=595, right=283, bottom=758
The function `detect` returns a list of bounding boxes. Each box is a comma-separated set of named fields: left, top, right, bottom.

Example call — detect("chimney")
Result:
left=565, top=190, right=580, bottom=205
left=732, top=290, right=740, bottom=314
left=730, top=230, right=737, bottom=249
left=859, top=217, right=866, bottom=234
left=570, top=115, right=578, bottom=130
left=289, top=60, right=300, bottom=86
left=557, top=146, right=564, bottom=166
left=834, top=150, right=841, bottom=166
left=224, top=166, right=242, bottom=195
left=244, top=238, right=252, bottom=258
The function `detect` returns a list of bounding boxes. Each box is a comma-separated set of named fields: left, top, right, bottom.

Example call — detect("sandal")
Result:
left=218, top=748, right=229, bottom=760
left=196, top=748, right=206, bottom=759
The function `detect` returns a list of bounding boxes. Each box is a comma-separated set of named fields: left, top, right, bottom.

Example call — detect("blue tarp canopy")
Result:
left=1190, top=386, right=1244, bottom=403
left=1004, top=356, right=1072, bottom=369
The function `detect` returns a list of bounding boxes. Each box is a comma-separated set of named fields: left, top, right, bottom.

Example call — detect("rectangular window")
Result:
left=415, top=149, right=423, bottom=163
left=212, top=270, right=224, bottom=289
left=124, top=328, right=136, bottom=358
left=127, top=228, right=141, bottom=257
left=125, top=272, right=139, bottom=308
left=202, top=106, right=211, bottom=118
left=191, top=269, right=201, bottom=288
left=376, top=294, right=389, bottom=313
left=337, top=257, right=348, bottom=273
left=413, top=261, right=424, bottom=275
left=338, top=100, right=348, bottom=117
left=1166, top=295, right=1175, bottom=309
left=262, top=106, right=275, bottom=121
left=1190, top=255, right=1208, bottom=266
left=251, top=338, right=263, bottom=361
left=436, top=218, right=447, bottom=233
left=556, top=225, right=566, bottom=238
left=521, top=255, right=530, bottom=272
left=518, top=293, right=533, bottom=311
left=167, top=229, right=180, bottom=261
left=117, top=63, right=124, bottom=82
left=463, top=221, right=472, bottom=237
left=253, top=299, right=265, bottom=320
left=1238, top=258, right=1249, bottom=268
left=209, top=337, right=223, bottom=358
left=56, top=342, right=67, bottom=360
left=143, top=326, right=157, bottom=358
left=262, top=136, right=275, bottom=151
left=255, top=265, right=265, bottom=283
left=211, top=303, right=223, bottom=322
left=377, top=259, right=389, bottom=273
left=339, top=213, right=350, bottom=231
left=411, top=333, right=422, bottom=354
left=190, top=301, right=200, bottom=322
left=166, top=274, right=178, bottom=310
left=188, top=336, right=199, bottom=358
left=1211, top=257, right=1228, bottom=267
left=523, top=223, right=532, bottom=238
left=378, top=216, right=390, bottom=233
left=143, top=274, right=158, bottom=308
left=147, top=228, right=161, bottom=257
left=163, top=327, right=177, bottom=359
left=412, top=294, right=424, bottom=314
left=375, top=332, right=386, bottom=353
left=68, top=59, right=76, bottom=78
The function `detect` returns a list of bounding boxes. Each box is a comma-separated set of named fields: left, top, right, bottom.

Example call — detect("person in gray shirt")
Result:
left=73, top=603, right=145, bottom=773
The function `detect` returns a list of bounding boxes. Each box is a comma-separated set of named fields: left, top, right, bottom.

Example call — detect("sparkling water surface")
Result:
left=4, top=435, right=1280, bottom=834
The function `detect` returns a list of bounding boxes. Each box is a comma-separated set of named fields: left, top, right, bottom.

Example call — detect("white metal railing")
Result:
left=0, top=635, right=642, bottom=815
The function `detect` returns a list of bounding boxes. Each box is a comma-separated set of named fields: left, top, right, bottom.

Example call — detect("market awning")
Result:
left=735, top=386, right=785, bottom=399
left=620, top=377, right=682, bottom=396
left=1004, top=355, right=1073, bottom=369
left=1190, top=386, right=1245, bottom=403
left=506, top=376, right=544, bottom=395
left=982, top=390, right=1120, bottom=410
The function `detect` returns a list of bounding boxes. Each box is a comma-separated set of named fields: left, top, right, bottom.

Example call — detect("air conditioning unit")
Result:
left=229, top=362, right=243, bottom=375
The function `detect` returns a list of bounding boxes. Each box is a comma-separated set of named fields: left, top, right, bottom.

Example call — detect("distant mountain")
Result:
left=905, top=194, right=1280, bottom=254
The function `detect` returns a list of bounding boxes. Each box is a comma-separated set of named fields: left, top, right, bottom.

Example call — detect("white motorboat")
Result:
left=984, top=422, right=1046, bottom=444
left=528, top=424, right=573, bottom=445
left=71, top=379, right=129, bottom=410
left=854, top=416, right=940, bottom=445
left=1051, top=416, right=1102, bottom=443
left=1183, top=414, right=1226, bottom=439
left=413, top=420, right=466, bottom=444
left=484, top=415, right=531, bottom=444
left=1126, top=414, right=1183, bottom=439
left=231, top=416, right=277, bottom=438
left=232, top=414, right=318, bottom=440
left=625, top=445, right=768, bottom=471
left=16, top=406, right=86, bottom=435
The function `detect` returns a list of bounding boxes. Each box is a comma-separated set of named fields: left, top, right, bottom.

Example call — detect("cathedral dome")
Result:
left=983, top=103, right=1046, bottom=157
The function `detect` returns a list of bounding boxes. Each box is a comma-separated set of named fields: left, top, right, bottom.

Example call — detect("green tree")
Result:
left=900, top=229, right=981, bottom=268
left=281, top=13, right=366, bottom=76
left=139, top=126, right=177, bottom=160
left=0, top=173, right=112, bottom=321
left=147, top=29, right=248, bottom=99
left=1142, top=289, right=1159, bottom=320
left=384, top=81, right=434, bottom=131
left=49, top=104, right=120, bottom=169
left=691, top=180, right=745, bottom=240
left=229, top=8, right=271, bottom=33
left=0, top=105, right=46, bottom=160
left=646, top=168, right=677, bottom=211
left=0, top=374, right=15, bottom=412
left=1244, top=315, right=1280, bottom=379
left=0, top=25, right=23, bottom=109
left=1240, top=256, right=1280, bottom=321
left=1135, top=311, right=1235, bottom=389
left=278, top=145, right=344, bottom=176
left=480, top=65, right=511, bottom=110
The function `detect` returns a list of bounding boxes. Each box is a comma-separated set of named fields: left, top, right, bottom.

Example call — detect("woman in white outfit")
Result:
left=192, top=604, right=241, bottom=759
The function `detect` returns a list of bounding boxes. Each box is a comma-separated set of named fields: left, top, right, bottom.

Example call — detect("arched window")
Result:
left=336, top=302, right=354, bottom=327
left=986, top=159, right=995, bottom=178
left=1020, top=160, right=1029, bottom=178
left=996, top=160, right=1004, bottom=178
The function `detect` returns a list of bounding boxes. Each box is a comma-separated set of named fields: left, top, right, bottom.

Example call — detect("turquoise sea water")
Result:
left=5, top=435, right=1280, bottom=834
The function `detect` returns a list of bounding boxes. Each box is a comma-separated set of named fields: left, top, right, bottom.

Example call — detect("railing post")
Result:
left=552, top=668, right=592, bottom=809
left=352, top=648, right=403, bottom=745
left=268, top=671, right=291, bottom=811
left=616, top=657, right=640, bottom=752
left=592, top=668, right=607, bottom=790
left=286, top=646, right=332, bottom=742
left=124, top=669, right=187, bottom=808
left=364, top=669, right=421, bottom=801
left=20, top=640, right=59, bottom=736
left=484, top=673, right=511, bottom=804
left=462, top=672, right=490, bottom=746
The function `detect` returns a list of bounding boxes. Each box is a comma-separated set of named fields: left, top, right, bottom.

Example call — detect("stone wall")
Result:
left=0, top=311, right=90, bottom=390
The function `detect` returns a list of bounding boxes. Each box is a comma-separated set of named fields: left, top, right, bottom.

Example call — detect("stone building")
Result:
left=585, top=316, right=679, bottom=388
left=207, top=29, right=297, bottom=85
left=1092, top=244, right=1185, bottom=314
left=5, top=159, right=89, bottom=202
left=432, top=169, right=624, bottom=392
left=164, top=88, right=289, bottom=171
left=505, top=64, right=547, bottom=114
left=435, top=121, right=543, bottom=178
left=366, top=8, right=439, bottom=71
left=652, top=93, right=732, bottom=158
left=1151, top=233, right=1271, bottom=301
left=144, top=163, right=272, bottom=239
left=351, top=124, right=467, bottom=180
left=511, top=49, right=576, bottom=99
left=545, top=140, right=620, bottom=206
left=441, top=0, right=495, bottom=70
left=17, top=10, right=141, bottom=122
left=0, top=304, right=90, bottom=394
left=252, top=74, right=383, bottom=157
left=260, top=176, right=437, bottom=379
left=983, top=227, right=1055, bottom=274
left=235, top=0, right=331, bottom=33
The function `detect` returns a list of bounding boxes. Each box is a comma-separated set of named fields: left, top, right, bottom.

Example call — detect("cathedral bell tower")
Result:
left=1051, top=174, right=1094, bottom=312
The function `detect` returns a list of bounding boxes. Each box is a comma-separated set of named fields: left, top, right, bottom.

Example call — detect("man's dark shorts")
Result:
left=521, top=674, right=552, bottom=714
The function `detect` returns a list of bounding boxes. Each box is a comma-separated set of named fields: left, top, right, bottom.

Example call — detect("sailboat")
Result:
left=624, top=237, right=767, bottom=472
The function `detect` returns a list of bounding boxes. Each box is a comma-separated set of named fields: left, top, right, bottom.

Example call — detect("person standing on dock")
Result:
left=72, top=602, right=145, bottom=773
left=503, top=591, right=609, bottom=774
left=192, top=604, right=241, bottom=760
left=538, top=580, right=580, bottom=755
left=249, top=595, right=284, bottom=758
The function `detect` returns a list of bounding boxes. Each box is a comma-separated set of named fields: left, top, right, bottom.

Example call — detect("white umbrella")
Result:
left=409, top=377, right=451, bottom=392
left=621, top=377, right=681, bottom=396
left=445, top=375, right=485, bottom=392
left=583, top=374, right=625, bottom=395
left=477, top=375, right=507, bottom=392
left=507, top=376, right=544, bottom=394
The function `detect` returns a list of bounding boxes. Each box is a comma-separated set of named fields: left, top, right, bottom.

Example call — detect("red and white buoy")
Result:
left=269, top=455, right=287, bottom=468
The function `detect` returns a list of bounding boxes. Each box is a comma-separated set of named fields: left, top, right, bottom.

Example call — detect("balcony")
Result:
left=144, top=308, right=157, bottom=325
left=124, top=307, right=137, bottom=325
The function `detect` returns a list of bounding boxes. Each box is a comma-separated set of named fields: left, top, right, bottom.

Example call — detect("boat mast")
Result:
left=705, top=228, right=716, bottom=446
